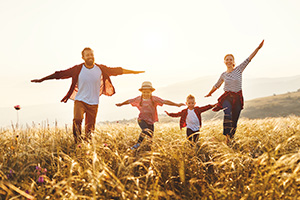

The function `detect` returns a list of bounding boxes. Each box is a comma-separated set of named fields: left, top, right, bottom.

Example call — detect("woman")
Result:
left=205, top=40, right=264, bottom=144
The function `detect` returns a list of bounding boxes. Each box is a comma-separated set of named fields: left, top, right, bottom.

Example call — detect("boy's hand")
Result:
left=212, top=103, right=218, bottom=107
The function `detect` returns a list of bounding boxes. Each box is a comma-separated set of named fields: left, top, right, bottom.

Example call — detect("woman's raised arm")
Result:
left=249, top=40, right=264, bottom=61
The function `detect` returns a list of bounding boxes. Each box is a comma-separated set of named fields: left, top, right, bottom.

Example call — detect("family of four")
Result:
left=31, top=40, right=264, bottom=148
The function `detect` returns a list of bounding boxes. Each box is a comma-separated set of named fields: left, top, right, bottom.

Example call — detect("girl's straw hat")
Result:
left=139, top=81, right=155, bottom=91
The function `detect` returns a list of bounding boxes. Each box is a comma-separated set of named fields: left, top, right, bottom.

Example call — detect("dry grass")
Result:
left=1, top=116, right=300, bottom=199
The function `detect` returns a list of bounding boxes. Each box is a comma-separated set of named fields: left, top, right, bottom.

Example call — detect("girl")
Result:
left=116, top=81, right=184, bottom=149
left=205, top=40, right=264, bottom=145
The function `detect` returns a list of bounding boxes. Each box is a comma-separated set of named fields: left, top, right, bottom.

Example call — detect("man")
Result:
left=31, top=47, right=144, bottom=143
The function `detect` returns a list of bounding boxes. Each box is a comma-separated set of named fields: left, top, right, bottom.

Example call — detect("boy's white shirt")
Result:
left=186, top=109, right=200, bottom=131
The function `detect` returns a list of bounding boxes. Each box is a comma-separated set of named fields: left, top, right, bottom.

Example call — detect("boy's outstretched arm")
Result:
left=199, top=103, right=217, bottom=113
left=163, top=100, right=185, bottom=107
left=116, top=99, right=131, bottom=107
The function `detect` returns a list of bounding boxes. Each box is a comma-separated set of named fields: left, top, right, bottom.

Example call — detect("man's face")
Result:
left=186, top=99, right=196, bottom=109
left=82, top=49, right=95, bottom=66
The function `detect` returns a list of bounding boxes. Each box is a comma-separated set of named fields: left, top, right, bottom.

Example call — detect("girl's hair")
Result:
left=224, top=54, right=235, bottom=67
left=140, top=95, right=155, bottom=107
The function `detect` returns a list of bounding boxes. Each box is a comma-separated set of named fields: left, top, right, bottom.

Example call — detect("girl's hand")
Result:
left=178, top=103, right=185, bottom=107
left=115, top=103, right=122, bottom=107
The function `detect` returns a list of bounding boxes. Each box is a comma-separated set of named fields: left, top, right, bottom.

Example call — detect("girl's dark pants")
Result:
left=187, top=128, right=199, bottom=143
left=222, top=95, right=242, bottom=138
left=137, top=120, right=154, bottom=143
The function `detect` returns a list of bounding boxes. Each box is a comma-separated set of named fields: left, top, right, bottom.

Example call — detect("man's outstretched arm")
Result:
left=122, top=69, right=145, bottom=74
left=31, top=73, right=56, bottom=83
left=31, top=65, right=79, bottom=83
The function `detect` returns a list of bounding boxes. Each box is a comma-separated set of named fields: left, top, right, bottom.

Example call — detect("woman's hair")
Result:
left=224, top=54, right=235, bottom=67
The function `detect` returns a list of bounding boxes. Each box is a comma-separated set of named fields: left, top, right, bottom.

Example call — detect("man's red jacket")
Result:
left=44, top=63, right=123, bottom=103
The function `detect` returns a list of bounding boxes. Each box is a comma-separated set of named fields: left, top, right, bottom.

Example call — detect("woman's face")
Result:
left=141, top=89, right=152, bottom=99
left=224, top=55, right=235, bottom=68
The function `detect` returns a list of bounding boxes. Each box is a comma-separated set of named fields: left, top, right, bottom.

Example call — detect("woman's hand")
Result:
left=204, top=94, right=211, bottom=98
left=258, top=40, right=264, bottom=49
left=249, top=39, right=264, bottom=61
left=31, top=79, right=44, bottom=83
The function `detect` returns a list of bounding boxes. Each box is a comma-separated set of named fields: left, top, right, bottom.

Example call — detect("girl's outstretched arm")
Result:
left=163, top=100, right=185, bottom=107
left=165, top=110, right=182, bottom=117
left=249, top=40, right=264, bottom=61
left=116, top=100, right=131, bottom=107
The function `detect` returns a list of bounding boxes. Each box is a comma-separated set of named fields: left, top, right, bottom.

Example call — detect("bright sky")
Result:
left=1, top=0, right=300, bottom=125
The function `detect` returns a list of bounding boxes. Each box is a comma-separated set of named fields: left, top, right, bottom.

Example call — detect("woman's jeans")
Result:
left=222, top=97, right=242, bottom=137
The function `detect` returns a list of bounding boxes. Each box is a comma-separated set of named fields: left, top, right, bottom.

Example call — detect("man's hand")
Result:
left=31, top=79, right=43, bottom=83
left=132, top=70, right=145, bottom=74
left=115, top=103, right=123, bottom=107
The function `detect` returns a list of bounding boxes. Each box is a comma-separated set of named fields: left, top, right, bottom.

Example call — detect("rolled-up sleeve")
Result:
left=129, top=96, right=140, bottom=107
left=214, top=74, right=224, bottom=89
left=105, top=66, right=123, bottom=76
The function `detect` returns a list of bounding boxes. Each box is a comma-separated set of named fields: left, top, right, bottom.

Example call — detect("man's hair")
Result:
left=186, top=94, right=195, bottom=101
left=81, top=47, right=93, bottom=57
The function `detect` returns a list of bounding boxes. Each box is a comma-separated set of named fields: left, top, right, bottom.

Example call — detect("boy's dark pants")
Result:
left=222, top=96, right=242, bottom=138
left=73, top=100, right=98, bottom=143
left=187, top=128, right=199, bottom=143
left=137, top=120, right=154, bottom=143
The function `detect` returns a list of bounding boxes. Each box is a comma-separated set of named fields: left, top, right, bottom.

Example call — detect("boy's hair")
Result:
left=186, top=94, right=195, bottom=101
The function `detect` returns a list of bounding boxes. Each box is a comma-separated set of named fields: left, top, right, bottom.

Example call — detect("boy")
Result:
left=165, top=94, right=216, bottom=143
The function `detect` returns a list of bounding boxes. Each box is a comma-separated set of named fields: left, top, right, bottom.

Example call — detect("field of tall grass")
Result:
left=1, top=116, right=300, bottom=199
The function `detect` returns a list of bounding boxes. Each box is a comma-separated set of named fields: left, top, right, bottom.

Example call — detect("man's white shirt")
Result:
left=75, top=64, right=102, bottom=105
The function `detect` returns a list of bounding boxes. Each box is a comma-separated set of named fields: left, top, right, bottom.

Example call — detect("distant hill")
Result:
left=199, top=90, right=300, bottom=121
